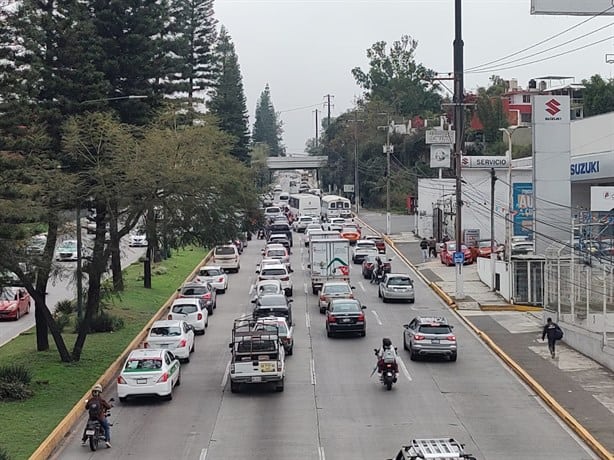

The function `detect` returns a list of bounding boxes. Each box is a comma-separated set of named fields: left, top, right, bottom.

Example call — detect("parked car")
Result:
left=364, top=235, right=386, bottom=253
left=439, top=241, right=472, bottom=266
left=144, top=319, right=195, bottom=362
left=352, top=240, right=378, bottom=264
left=117, top=348, right=181, bottom=402
left=378, top=273, right=415, bottom=303
left=325, top=298, right=367, bottom=337
left=469, top=239, right=503, bottom=259
left=194, top=265, right=228, bottom=293
left=55, top=240, right=78, bottom=262
left=318, top=280, right=354, bottom=313
left=177, top=282, right=217, bottom=315
left=256, top=264, right=293, bottom=297
left=213, top=245, right=240, bottom=273
left=511, top=241, right=535, bottom=256
left=128, top=233, right=148, bottom=248
left=402, top=316, right=457, bottom=361
left=0, top=287, right=31, bottom=321
left=252, top=294, right=293, bottom=326
left=167, top=298, right=208, bottom=334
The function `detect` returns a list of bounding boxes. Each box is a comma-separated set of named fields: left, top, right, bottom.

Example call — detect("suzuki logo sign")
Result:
left=545, top=98, right=560, bottom=116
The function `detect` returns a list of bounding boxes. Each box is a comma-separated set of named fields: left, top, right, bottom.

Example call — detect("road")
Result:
left=50, top=234, right=595, bottom=460
left=0, top=230, right=146, bottom=347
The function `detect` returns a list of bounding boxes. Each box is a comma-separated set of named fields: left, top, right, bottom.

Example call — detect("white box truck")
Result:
left=308, top=238, right=350, bottom=294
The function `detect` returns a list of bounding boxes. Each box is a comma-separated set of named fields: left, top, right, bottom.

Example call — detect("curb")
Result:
left=29, top=249, right=213, bottom=460
left=355, top=216, right=613, bottom=459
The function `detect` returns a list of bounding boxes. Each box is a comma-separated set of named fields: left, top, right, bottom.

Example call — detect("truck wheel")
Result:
left=312, top=286, right=319, bottom=295
left=230, top=381, right=239, bottom=393
left=275, top=378, right=284, bottom=392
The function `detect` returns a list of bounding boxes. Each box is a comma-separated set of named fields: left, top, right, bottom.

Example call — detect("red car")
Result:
left=470, top=239, right=504, bottom=260
left=440, top=241, right=472, bottom=266
left=364, top=235, right=386, bottom=254
left=0, top=287, right=31, bottom=320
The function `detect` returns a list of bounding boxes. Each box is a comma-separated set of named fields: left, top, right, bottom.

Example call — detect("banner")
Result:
left=513, top=183, right=534, bottom=238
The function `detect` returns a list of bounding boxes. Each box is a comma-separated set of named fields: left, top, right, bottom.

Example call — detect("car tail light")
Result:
left=277, top=362, right=282, bottom=371
left=357, top=313, right=365, bottom=322
left=447, top=335, right=456, bottom=341
left=414, top=334, right=425, bottom=341
left=178, top=339, right=187, bottom=348
left=197, top=313, right=203, bottom=321
left=349, top=294, right=354, bottom=299
left=320, top=295, right=326, bottom=301
left=203, top=292, right=211, bottom=300
left=156, top=372, right=169, bottom=383
left=230, top=364, right=235, bottom=373
left=144, top=342, right=149, bottom=348
left=218, top=277, right=224, bottom=282
left=117, top=376, right=127, bottom=384
left=280, top=276, right=289, bottom=281
left=327, top=314, right=336, bottom=323
left=167, top=314, right=172, bottom=320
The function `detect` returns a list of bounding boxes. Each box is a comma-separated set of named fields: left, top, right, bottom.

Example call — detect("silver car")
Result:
left=403, top=316, right=457, bottom=361
left=378, top=274, right=415, bottom=303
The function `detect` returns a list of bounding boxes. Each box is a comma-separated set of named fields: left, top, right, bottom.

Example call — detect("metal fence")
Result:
left=544, top=243, right=614, bottom=345
left=511, top=257, right=544, bottom=305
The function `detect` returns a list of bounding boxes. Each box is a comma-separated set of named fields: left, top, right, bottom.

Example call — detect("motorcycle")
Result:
left=373, top=349, right=398, bottom=391
left=84, top=399, right=113, bottom=451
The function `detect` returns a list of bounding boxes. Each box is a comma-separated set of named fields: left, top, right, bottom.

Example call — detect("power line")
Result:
left=278, top=103, right=321, bottom=113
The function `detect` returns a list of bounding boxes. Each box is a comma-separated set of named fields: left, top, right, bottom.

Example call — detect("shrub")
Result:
left=0, top=380, right=33, bottom=401
left=0, top=445, right=11, bottom=460
left=53, top=313, right=71, bottom=334
left=54, top=299, right=74, bottom=316
left=74, top=312, right=124, bottom=333
left=153, top=266, right=168, bottom=276
left=0, top=364, right=32, bottom=385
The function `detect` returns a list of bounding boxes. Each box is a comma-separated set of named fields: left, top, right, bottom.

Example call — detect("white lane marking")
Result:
left=200, top=448, right=208, bottom=460
left=303, top=281, right=308, bottom=294
left=306, top=310, right=311, bottom=329
left=358, top=281, right=366, bottom=292
left=221, top=359, right=231, bottom=388
left=318, top=446, right=326, bottom=460
left=310, top=358, right=317, bottom=385
left=371, top=310, right=383, bottom=325
left=397, top=356, right=413, bottom=381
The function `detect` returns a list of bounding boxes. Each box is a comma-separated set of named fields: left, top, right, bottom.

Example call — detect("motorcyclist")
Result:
left=371, top=256, right=384, bottom=284
left=375, top=338, right=399, bottom=378
left=82, top=383, right=112, bottom=448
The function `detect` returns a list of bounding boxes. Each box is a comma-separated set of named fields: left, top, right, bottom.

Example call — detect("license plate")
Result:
left=85, top=430, right=95, bottom=436
left=341, top=318, right=351, bottom=323
left=252, top=376, right=262, bottom=383
left=136, top=378, right=147, bottom=384
left=260, top=363, right=275, bottom=372
left=160, top=344, right=169, bottom=349
left=431, top=339, right=440, bottom=344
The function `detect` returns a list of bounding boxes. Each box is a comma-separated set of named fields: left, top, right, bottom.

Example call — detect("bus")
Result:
left=288, top=193, right=321, bottom=219
left=321, top=195, right=352, bottom=221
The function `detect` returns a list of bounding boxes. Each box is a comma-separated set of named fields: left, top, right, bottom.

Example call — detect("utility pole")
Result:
left=453, top=0, right=465, bottom=300
left=347, top=108, right=363, bottom=214
left=76, top=206, right=83, bottom=320
left=490, top=168, right=497, bottom=291
left=378, top=113, right=393, bottom=235
left=323, top=94, right=334, bottom=128
left=313, top=109, right=319, bottom=147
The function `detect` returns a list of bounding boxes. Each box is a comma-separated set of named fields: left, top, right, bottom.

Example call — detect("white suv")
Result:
left=213, top=245, right=240, bottom=273
left=257, top=264, right=293, bottom=297
left=293, top=216, right=315, bottom=233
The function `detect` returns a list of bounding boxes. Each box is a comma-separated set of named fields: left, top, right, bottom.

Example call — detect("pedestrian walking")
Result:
left=428, top=237, right=437, bottom=258
left=419, top=237, right=429, bottom=262
left=541, top=317, right=563, bottom=358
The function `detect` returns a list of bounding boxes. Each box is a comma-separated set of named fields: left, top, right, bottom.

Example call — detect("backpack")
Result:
left=382, top=348, right=396, bottom=364
left=88, top=399, right=101, bottom=419
left=420, top=240, right=428, bottom=249
left=554, top=326, right=563, bottom=340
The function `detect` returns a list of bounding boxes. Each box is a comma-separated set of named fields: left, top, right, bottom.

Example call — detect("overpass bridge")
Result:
left=266, top=156, right=327, bottom=170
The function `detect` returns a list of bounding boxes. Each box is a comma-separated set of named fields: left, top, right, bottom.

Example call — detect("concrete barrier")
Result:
left=29, top=250, right=213, bottom=460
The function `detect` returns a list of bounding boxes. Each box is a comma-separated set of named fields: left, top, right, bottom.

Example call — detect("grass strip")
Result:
left=0, top=247, right=206, bottom=460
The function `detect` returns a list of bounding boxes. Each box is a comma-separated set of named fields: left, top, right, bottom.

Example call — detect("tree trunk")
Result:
left=32, top=292, right=72, bottom=362
left=109, top=202, right=123, bottom=291
left=72, top=204, right=107, bottom=361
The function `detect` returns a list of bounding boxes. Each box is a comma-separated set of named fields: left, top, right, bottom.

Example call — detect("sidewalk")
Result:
left=358, top=212, right=614, bottom=454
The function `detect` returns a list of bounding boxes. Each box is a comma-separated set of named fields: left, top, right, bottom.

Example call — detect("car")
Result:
left=0, top=287, right=31, bottom=321
left=264, top=206, right=284, bottom=220
left=265, top=222, right=293, bottom=246
left=253, top=316, right=294, bottom=355
left=325, top=298, right=367, bottom=337
left=361, top=254, right=390, bottom=279
left=364, top=235, right=386, bottom=254
left=325, top=217, right=346, bottom=231
left=128, top=233, right=148, bottom=247
left=264, top=246, right=291, bottom=271
left=403, top=316, right=457, bottom=361
left=293, top=216, right=315, bottom=233
left=213, top=245, right=240, bottom=273
left=256, top=264, right=293, bottom=296
left=177, top=282, right=217, bottom=315
left=340, top=227, right=361, bottom=245
left=267, top=234, right=292, bottom=253
left=303, top=225, right=326, bottom=246
left=318, top=281, right=354, bottom=313
left=439, top=241, right=472, bottom=266
left=55, top=239, right=78, bottom=261
left=469, top=239, right=503, bottom=259
left=117, top=348, right=181, bottom=402
left=194, top=265, right=228, bottom=293
left=168, top=298, right=208, bottom=334
left=352, top=240, right=378, bottom=264
left=252, top=279, right=284, bottom=301
left=252, top=293, right=293, bottom=326
left=26, top=234, right=47, bottom=255
left=378, top=273, right=415, bottom=303
left=144, top=319, right=195, bottom=362
left=511, top=241, right=535, bottom=256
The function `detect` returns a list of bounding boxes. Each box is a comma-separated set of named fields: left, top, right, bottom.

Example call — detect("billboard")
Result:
left=430, top=144, right=451, bottom=168
left=531, top=0, right=614, bottom=15
left=513, top=183, right=534, bottom=238
left=461, top=155, right=509, bottom=169
left=590, top=186, right=614, bottom=211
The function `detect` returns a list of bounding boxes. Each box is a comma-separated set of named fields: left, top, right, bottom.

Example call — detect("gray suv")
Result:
left=403, top=316, right=457, bottom=361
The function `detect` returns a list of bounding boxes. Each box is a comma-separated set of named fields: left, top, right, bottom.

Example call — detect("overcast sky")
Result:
left=215, top=0, right=614, bottom=154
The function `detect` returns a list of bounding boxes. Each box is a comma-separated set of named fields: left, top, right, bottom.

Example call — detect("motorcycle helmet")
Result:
left=382, top=337, right=392, bottom=349
left=92, top=383, right=103, bottom=395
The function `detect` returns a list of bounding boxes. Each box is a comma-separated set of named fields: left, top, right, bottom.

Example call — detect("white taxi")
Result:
left=144, top=320, right=195, bottom=362
left=194, top=265, right=228, bottom=293
left=117, top=348, right=181, bottom=402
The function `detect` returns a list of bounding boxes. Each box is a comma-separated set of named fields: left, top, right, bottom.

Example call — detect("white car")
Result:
left=257, top=264, right=293, bottom=297
left=253, top=279, right=284, bottom=301
left=257, top=258, right=283, bottom=272
left=326, top=217, right=346, bottom=231
left=293, top=216, right=315, bottom=232
left=168, top=298, right=208, bottom=335
left=352, top=240, right=378, bottom=264
left=144, top=319, right=195, bottom=361
left=128, top=233, right=148, bottom=247
left=194, top=265, right=228, bottom=293
left=263, top=246, right=291, bottom=271
left=212, top=245, right=240, bottom=273
left=117, top=348, right=181, bottom=402
left=55, top=240, right=78, bottom=261
left=303, top=225, right=325, bottom=246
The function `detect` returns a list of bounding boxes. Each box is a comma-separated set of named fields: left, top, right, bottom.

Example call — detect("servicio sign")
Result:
left=460, top=156, right=509, bottom=169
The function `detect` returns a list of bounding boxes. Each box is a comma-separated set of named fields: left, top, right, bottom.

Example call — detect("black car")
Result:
left=266, top=223, right=293, bottom=246
left=252, top=294, right=293, bottom=325
left=267, top=236, right=292, bottom=253
left=325, top=298, right=366, bottom=337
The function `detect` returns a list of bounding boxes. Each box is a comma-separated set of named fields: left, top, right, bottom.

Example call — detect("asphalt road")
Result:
left=50, top=233, right=594, bottom=460
left=0, top=230, right=146, bottom=347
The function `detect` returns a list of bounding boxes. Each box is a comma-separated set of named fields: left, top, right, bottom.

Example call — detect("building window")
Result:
left=522, top=95, right=531, bottom=103
left=520, top=112, right=532, bottom=123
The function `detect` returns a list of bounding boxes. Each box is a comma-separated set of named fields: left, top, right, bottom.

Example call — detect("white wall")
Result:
left=477, top=257, right=511, bottom=300
left=571, top=111, right=614, bottom=157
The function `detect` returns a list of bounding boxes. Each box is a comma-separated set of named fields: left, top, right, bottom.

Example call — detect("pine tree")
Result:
left=167, top=0, right=218, bottom=109
left=207, top=26, right=250, bottom=162
left=252, top=84, right=285, bottom=157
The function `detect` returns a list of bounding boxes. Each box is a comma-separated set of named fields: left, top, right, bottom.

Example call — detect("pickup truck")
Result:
left=308, top=238, right=350, bottom=295
left=228, top=317, right=285, bottom=393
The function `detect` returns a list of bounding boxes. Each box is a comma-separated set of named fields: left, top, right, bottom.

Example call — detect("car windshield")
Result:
left=388, top=277, right=411, bottom=286
left=446, top=243, right=456, bottom=251
left=255, top=307, right=289, bottom=317
left=267, top=249, right=286, bottom=257
left=479, top=241, right=492, bottom=248
left=324, top=284, right=350, bottom=294
left=261, top=268, right=287, bottom=276
left=200, top=268, right=222, bottom=276
left=181, top=286, right=208, bottom=296
left=259, top=295, right=287, bottom=306
left=59, top=241, right=77, bottom=249
left=259, top=285, right=280, bottom=294
left=265, top=207, right=281, bottom=214
left=357, top=242, right=375, bottom=249
left=331, top=302, right=360, bottom=312
left=363, top=255, right=376, bottom=264
left=215, top=246, right=235, bottom=255
left=0, top=289, right=15, bottom=301
left=125, top=358, right=162, bottom=370
left=418, top=325, right=452, bottom=334
left=341, top=228, right=357, bottom=233
left=150, top=326, right=182, bottom=337
left=269, top=224, right=290, bottom=231
left=236, top=340, right=276, bottom=353
left=301, top=217, right=313, bottom=222
left=172, top=304, right=198, bottom=314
